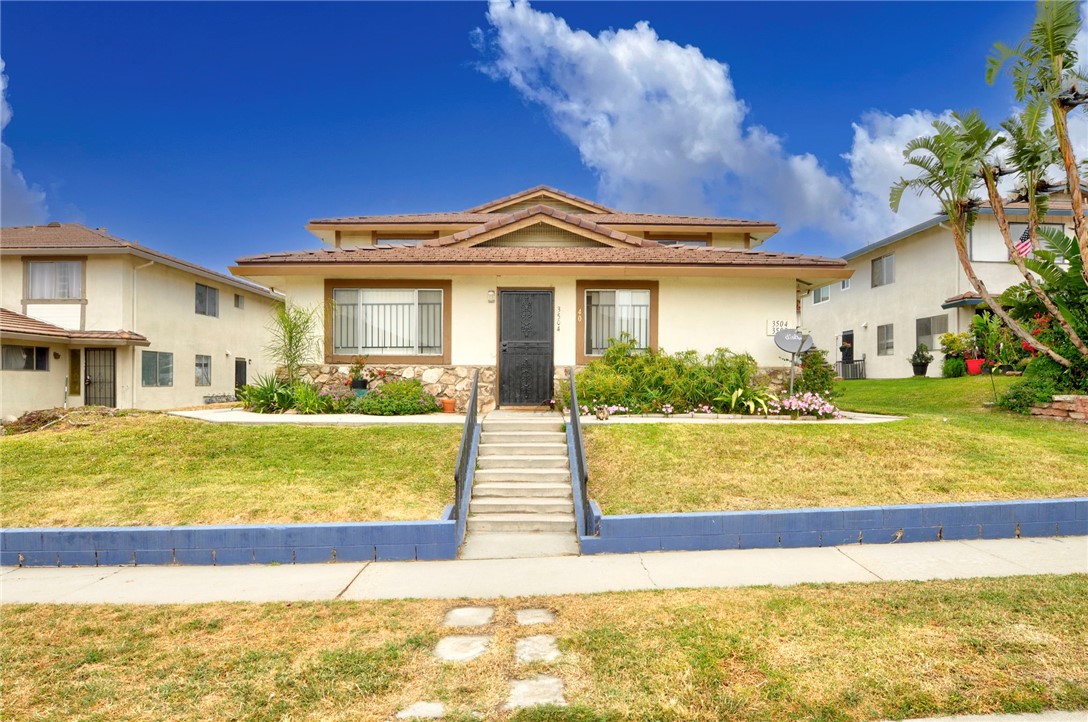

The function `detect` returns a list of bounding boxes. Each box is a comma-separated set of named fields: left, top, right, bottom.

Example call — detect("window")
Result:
left=585, top=289, right=652, bottom=355
left=27, top=260, right=83, bottom=300
left=871, top=254, right=895, bottom=287
left=2, top=345, right=49, bottom=370
left=332, top=288, right=443, bottom=356
left=841, top=278, right=851, bottom=291
left=812, top=285, right=831, bottom=305
left=195, top=283, right=219, bottom=317
left=915, top=314, right=949, bottom=352
left=234, top=293, right=244, bottom=309
left=877, top=324, right=894, bottom=356
left=69, top=350, right=81, bottom=395
left=195, top=355, right=211, bottom=386
left=1007, top=223, right=1066, bottom=261
left=142, top=351, right=173, bottom=387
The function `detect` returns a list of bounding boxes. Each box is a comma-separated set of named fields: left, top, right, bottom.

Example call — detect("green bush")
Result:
left=350, top=378, right=439, bottom=416
left=238, top=373, right=293, bottom=413
left=796, top=348, right=836, bottom=398
left=565, top=336, right=768, bottom=414
left=942, top=356, right=967, bottom=378
left=999, top=374, right=1059, bottom=414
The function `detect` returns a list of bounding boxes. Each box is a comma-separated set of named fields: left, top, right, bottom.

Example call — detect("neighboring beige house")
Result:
left=232, top=185, right=850, bottom=410
left=1, top=223, right=280, bottom=419
left=800, top=195, right=1077, bottom=379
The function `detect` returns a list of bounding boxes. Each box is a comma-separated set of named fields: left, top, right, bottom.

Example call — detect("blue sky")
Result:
left=0, top=1, right=1057, bottom=272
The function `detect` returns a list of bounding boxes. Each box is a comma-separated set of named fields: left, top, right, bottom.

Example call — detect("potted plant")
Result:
left=838, top=341, right=852, bottom=353
left=909, top=344, right=934, bottom=376
left=441, top=397, right=456, bottom=413
left=345, top=356, right=369, bottom=396
left=963, top=346, right=986, bottom=376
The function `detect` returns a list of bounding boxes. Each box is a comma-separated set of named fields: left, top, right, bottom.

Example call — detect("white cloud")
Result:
left=1, top=57, right=48, bottom=226
left=479, top=0, right=1088, bottom=249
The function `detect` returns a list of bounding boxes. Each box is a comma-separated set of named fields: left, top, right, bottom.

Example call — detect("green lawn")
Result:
left=0, top=414, right=461, bottom=527
left=3, top=575, right=1086, bottom=721
left=587, top=376, right=1087, bottom=514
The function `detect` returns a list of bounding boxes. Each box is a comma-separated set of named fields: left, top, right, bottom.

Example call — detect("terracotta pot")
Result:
left=966, top=358, right=986, bottom=376
left=441, top=398, right=456, bottom=413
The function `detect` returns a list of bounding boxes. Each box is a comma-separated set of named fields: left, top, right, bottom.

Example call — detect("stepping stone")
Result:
left=433, top=635, right=491, bottom=662
left=442, top=606, right=495, bottom=628
left=515, top=635, right=561, bottom=663
left=515, top=608, right=555, bottom=626
left=505, top=675, right=566, bottom=709
left=395, top=701, right=445, bottom=719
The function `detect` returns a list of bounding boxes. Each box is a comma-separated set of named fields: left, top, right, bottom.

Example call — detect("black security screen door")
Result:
left=841, top=330, right=855, bottom=363
left=499, top=290, right=554, bottom=406
left=84, top=348, right=116, bottom=407
left=235, top=358, right=247, bottom=391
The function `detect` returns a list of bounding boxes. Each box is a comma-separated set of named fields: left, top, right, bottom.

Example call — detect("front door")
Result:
left=499, top=290, right=554, bottom=406
left=235, top=358, right=247, bottom=391
left=84, top=348, right=116, bottom=407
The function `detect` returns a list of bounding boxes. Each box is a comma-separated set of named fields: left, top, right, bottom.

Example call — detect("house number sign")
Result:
left=556, top=306, right=561, bottom=333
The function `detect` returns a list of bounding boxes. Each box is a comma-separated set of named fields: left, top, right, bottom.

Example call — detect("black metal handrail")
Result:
left=837, top=358, right=867, bottom=380
left=567, top=366, right=594, bottom=535
left=453, top=369, right=481, bottom=521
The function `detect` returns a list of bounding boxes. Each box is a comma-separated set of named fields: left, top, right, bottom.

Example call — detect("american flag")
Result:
left=1013, top=226, right=1033, bottom=258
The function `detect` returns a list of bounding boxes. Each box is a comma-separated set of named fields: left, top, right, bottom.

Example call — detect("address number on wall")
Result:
left=767, top=319, right=791, bottom=336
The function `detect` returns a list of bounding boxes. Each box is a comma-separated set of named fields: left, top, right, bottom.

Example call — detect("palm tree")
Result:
left=890, top=111, right=1074, bottom=367
left=987, top=0, right=1088, bottom=286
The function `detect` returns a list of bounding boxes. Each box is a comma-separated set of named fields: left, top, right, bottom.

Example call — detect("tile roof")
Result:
left=0, top=307, right=149, bottom=345
left=311, top=210, right=777, bottom=228
left=235, top=244, right=846, bottom=268
left=465, top=184, right=616, bottom=213
left=1, top=223, right=279, bottom=299
left=423, top=205, right=656, bottom=248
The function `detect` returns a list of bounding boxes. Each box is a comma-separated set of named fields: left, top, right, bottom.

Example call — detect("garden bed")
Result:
left=0, top=414, right=460, bottom=527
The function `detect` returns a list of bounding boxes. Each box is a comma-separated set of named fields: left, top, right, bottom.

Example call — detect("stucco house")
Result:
left=800, top=193, right=1078, bottom=379
left=232, top=186, right=850, bottom=410
left=1, top=223, right=280, bottom=419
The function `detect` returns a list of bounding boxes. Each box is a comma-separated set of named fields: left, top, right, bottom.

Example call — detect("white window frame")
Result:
left=2, top=344, right=50, bottom=371
left=195, top=354, right=212, bottom=386
left=332, top=287, right=444, bottom=357
left=195, top=283, right=219, bottom=317
left=234, top=293, right=245, bottom=309
left=26, top=260, right=84, bottom=300
left=877, top=324, right=894, bottom=356
left=584, top=288, right=652, bottom=356
left=871, top=253, right=895, bottom=288
left=142, top=351, right=174, bottom=387
left=840, top=278, right=851, bottom=291
left=915, top=314, right=948, bottom=352
left=812, top=285, right=831, bottom=305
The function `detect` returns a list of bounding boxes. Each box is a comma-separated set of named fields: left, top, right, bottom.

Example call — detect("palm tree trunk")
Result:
left=1050, top=100, right=1088, bottom=286
left=948, top=216, right=1072, bottom=368
left=982, top=172, right=1088, bottom=358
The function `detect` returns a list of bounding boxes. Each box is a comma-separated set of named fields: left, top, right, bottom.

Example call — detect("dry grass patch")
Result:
left=1, top=414, right=460, bottom=527
left=2, top=575, right=1086, bottom=721
left=587, top=376, right=1088, bottom=515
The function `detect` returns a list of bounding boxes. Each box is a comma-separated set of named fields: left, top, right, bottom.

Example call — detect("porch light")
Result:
left=487, top=290, right=496, bottom=304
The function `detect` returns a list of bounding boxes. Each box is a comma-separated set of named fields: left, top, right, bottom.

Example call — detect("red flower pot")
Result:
left=966, top=358, right=986, bottom=376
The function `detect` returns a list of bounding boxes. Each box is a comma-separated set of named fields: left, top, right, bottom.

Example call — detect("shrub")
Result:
left=238, top=373, right=293, bottom=413
left=999, top=374, right=1059, bottom=414
left=769, top=391, right=842, bottom=419
left=266, top=303, right=320, bottom=383
left=350, top=378, right=439, bottom=416
left=796, top=348, right=836, bottom=398
left=290, top=382, right=341, bottom=415
left=942, top=356, right=967, bottom=378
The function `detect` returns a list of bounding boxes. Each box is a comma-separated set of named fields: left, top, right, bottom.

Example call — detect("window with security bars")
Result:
left=585, top=289, right=651, bottom=355
left=877, top=324, right=894, bottom=356
left=142, top=351, right=173, bottom=387
left=871, top=254, right=895, bottom=287
left=2, top=345, right=49, bottom=370
left=332, top=288, right=443, bottom=356
left=195, top=355, right=211, bottom=386
left=195, top=283, right=219, bottom=317
left=27, top=260, right=83, bottom=299
left=915, top=314, right=948, bottom=352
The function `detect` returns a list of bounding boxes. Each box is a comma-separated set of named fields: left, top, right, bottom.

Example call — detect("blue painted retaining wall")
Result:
left=579, top=498, right=1088, bottom=554
left=1, top=510, right=458, bottom=567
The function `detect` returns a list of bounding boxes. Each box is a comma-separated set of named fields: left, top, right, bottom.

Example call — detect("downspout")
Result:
left=131, top=260, right=155, bottom=408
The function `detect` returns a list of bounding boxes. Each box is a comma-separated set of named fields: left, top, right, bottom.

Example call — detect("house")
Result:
left=231, top=185, right=850, bottom=411
left=0, top=223, right=281, bottom=419
left=800, top=194, right=1078, bottom=379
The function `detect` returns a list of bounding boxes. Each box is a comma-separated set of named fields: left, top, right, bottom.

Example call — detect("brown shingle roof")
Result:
left=0, top=307, right=149, bottom=345
left=235, top=244, right=845, bottom=268
left=1, top=223, right=279, bottom=299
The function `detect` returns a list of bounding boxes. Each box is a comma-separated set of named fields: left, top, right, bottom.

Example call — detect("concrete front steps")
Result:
left=461, top=412, right=579, bottom=559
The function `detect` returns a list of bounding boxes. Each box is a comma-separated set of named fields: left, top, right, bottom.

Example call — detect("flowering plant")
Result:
left=769, top=391, right=842, bottom=420
left=345, top=356, right=369, bottom=384
left=660, top=403, right=674, bottom=416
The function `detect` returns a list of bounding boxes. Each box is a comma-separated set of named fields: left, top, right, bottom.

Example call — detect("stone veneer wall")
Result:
left=1030, top=394, right=1088, bottom=424
left=302, top=364, right=497, bottom=414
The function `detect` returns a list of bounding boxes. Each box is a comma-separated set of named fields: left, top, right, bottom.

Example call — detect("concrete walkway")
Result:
left=2, top=536, right=1084, bottom=605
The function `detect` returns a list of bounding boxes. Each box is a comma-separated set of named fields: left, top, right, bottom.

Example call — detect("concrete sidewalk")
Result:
left=2, top=536, right=1084, bottom=605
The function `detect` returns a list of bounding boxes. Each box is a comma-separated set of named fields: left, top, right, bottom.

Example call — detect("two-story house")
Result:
left=0, top=223, right=280, bottom=419
left=801, top=194, right=1077, bottom=379
left=232, top=185, right=851, bottom=411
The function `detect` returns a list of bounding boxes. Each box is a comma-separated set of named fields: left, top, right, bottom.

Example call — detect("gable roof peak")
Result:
left=466, top=184, right=617, bottom=214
